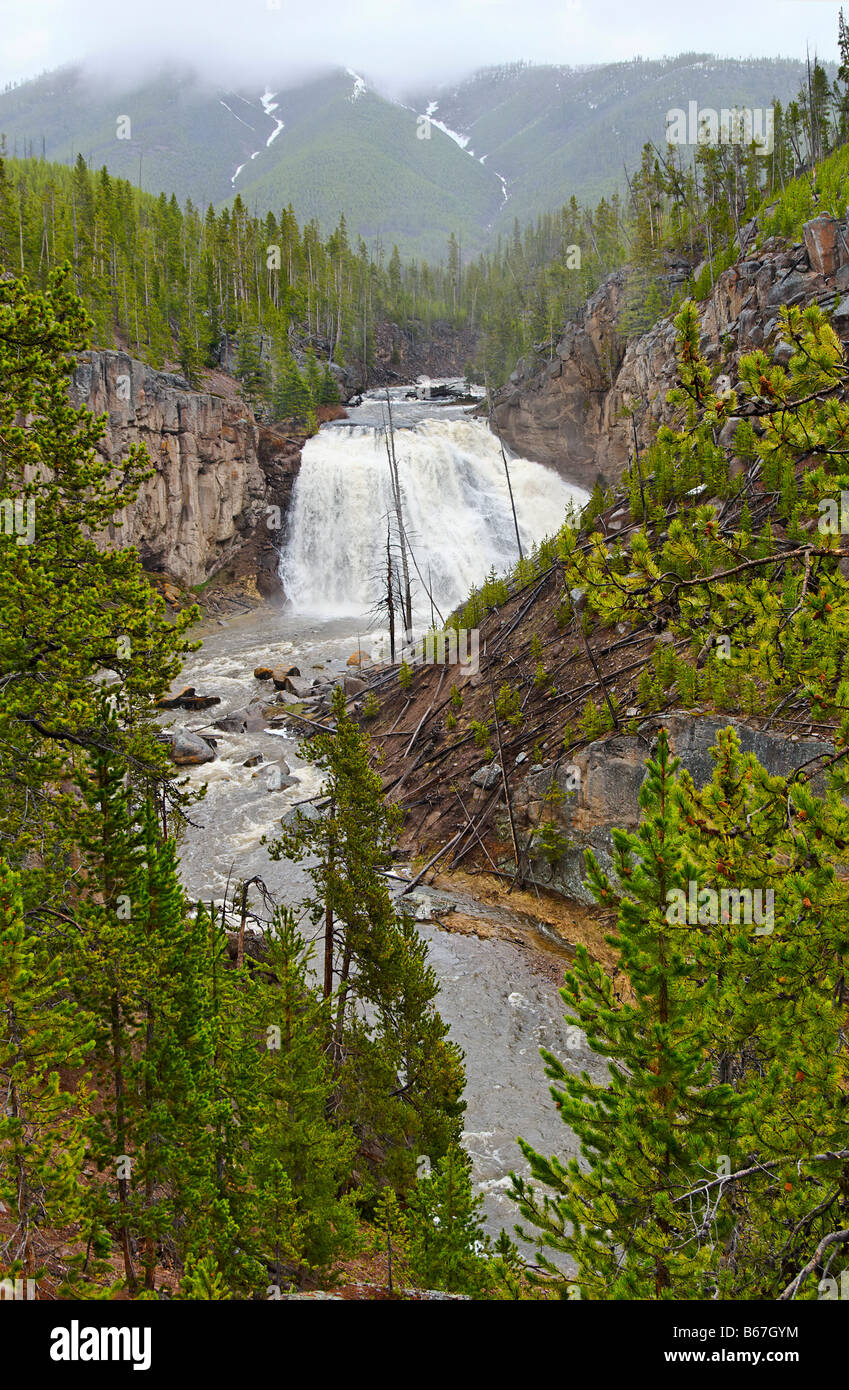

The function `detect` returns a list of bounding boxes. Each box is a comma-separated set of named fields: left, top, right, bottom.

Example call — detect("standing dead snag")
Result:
left=485, top=375, right=523, bottom=562
left=383, top=391, right=413, bottom=647
left=487, top=671, right=524, bottom=887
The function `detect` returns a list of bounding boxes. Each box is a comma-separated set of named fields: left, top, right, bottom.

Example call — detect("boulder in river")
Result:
left=265, top=762, right=295, bottom=791
left=160, top=728, right=216, bottom=765
left=271, top=665, right=302, bottom=688
left=243, top=753, right=263, bottom=768
left=281, top=674, right=313, bottom=697
left=156, top=685, right=221, bottom=711
left=254, top=666, right=274, bottom=680
left=346, top=650, right=369, bottom=667
left=280, top=801, right=322, bottom=829
left=213, top=705, right=267, bottom=734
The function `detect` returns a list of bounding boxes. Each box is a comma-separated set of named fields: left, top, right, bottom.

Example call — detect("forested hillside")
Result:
left=0, top=151, right=465, bottom=415
left=2, top=42, right=844, bottom=413
left=0, top=55, right=823, bottom=264
left=415, top=54, right=815, bottom=230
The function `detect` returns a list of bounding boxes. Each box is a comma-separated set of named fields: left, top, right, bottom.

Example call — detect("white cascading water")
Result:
left=280, top=417, right=588, bottom=620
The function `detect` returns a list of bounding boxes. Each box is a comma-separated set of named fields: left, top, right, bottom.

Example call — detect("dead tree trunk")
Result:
left=384, top=391, right=413, bottom=645
left=485, top=375, right=523, bottom=561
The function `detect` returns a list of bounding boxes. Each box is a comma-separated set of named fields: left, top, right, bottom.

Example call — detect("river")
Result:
left=167, top=380, right=606, bottom=1247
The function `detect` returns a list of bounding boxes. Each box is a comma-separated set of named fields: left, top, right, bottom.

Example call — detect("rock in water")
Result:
left=271, top=664, right=302, bottom=688
left=213, top=705, right=267, bottom=733
left=156, top=685, right=221, bottom=710
left=282, top=675, right=313, bottom=697
left=160, top=728, right=216, bottom=765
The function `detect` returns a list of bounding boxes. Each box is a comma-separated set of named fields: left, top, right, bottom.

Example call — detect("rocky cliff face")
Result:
left=491, top=271, right=629, bottom=490
left=69, top=350, right=299, bottom=592
left=515, top=712, right=831, bottom=904
left=492, top=214, right=849, bottom=489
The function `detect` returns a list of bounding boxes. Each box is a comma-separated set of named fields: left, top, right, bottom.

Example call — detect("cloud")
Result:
left=0, top=0, right=842, bottom=96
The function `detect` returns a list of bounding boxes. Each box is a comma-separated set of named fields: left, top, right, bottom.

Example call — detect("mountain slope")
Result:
left=0, top=55, right=830, bottom=262
left=414, top=56, right=820, bottom=235
left=0, top=65, right=502, bottom=263
left=222, top=71, right=500, bottom=263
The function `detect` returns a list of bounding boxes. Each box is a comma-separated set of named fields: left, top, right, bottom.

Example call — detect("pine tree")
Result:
left=405, top=1146, right=491, bottom=1296
left=247, top=909, right=359, bottom=1281
left=303, top=348, right=323, bottom=406
left=274, top=356, right=312, bottom=424
left=0, top=860, right=94, bottom=1282
left=0, top=267, right=196, bottom=914
left=175, top=1253, right=231, bottom=1300
left=177, top=319, right=203, bottom=389
left=511, top=730, right=737, bottom=1298
left=72, top=722, right=224, bottom=1294
left=267, top=686, right=465, bottom=1193
left=235, top=328, right=270, bottom=411
left=318, top=362, right=341, bottom=405
left=673, top=728, right=849, bottom=1298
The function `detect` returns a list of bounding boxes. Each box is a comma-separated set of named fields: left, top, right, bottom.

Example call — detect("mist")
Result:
left=0, top=0, right=843, bottom=99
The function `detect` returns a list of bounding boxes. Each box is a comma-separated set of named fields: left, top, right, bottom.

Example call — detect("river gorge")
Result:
left=165, top=382, right=601, bottom=1245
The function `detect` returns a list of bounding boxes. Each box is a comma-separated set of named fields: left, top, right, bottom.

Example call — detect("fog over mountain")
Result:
left=0, top=54, right=821, bottom=263
left=0, top=0, right=842, bottom=96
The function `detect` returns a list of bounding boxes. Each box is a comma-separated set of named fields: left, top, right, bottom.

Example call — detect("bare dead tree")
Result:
left=383, top=392, right=413, bottom=644
left=484, top=372, right=523, bottom=561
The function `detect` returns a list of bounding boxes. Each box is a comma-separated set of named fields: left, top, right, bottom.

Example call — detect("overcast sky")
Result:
left=0, top=0, right=844, bottom=95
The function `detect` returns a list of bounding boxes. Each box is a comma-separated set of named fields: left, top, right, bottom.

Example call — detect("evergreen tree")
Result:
left=274, top=355, right=312, bottom=423
left=405, top=1146, right=491, bottom=1296
left=247, top=909, right=359, bottom=1281
left=235, top=328, right=271, bottom=411
left=318, top=362, right=341, bottom=405
left=72, top=724, right=223, bottom=1294
left=267, top=686, right=465, bottom=1193
left=511, top=730, right=737, bottom=1298
left=177, top=319, right=203, bottom=389
left=303, top=348, right=323, bottom=406
left=673, top=728, right=849, bottom=1298
left=0, top=861, right=94, bottom=1282
left=0, top=267, right=196, bottom=915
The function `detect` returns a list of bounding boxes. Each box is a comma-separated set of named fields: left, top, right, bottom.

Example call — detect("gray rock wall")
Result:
left=493, top=214, right=849, bottom=490
left=69, top=350, right=270, bottom=587
left=513, top=711, right=832, bottom=902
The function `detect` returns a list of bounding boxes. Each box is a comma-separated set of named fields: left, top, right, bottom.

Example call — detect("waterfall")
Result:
left=279, top=417, right=587, bottom=619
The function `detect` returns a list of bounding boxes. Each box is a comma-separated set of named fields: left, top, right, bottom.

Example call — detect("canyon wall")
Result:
left=492, top=215, right=849, bottom=490
left=69, top=350, right=299, bottom=594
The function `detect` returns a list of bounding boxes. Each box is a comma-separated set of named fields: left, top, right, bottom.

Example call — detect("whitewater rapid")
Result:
left=280, top=415, right=587, bottom=620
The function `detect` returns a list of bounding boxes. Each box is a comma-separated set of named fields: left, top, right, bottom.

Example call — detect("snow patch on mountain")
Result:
left=423, top=100, right=473, bottom=153
left=346, top=70, right=367, bottom=101
left=259, top=90, right=285, bottom=146
left=219, top=99, right=256, bottom=133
